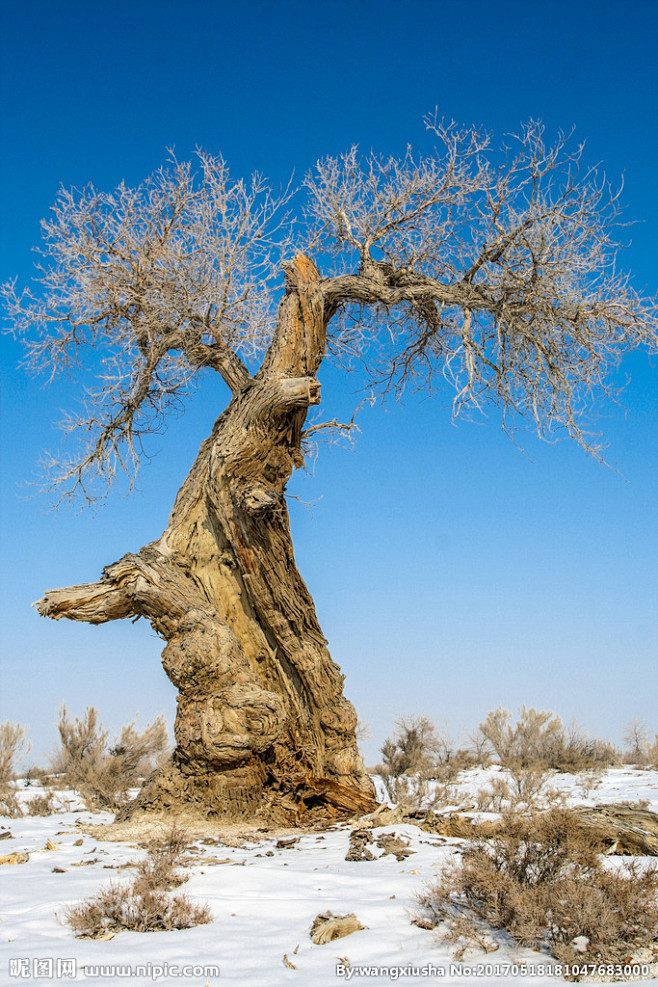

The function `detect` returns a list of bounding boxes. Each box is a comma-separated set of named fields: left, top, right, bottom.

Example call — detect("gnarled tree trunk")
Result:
left=36, top=256, right=376, bottom=822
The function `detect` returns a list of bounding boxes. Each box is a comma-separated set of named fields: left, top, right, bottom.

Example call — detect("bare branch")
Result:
left=2, top=153, right=293, bottom=501
left=307, top=120, right=658, bottom=456
left=4, top=120, right=657, bottom=506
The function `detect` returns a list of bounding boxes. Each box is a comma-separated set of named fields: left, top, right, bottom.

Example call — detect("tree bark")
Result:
left=36, top=256, right=376, bottom=823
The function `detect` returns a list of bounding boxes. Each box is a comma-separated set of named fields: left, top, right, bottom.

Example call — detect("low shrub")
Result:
left=66, top=827, right=210, bottom=937
left=25, top=791, right=57, bottom=816
left=475, top=770, right=564, bottom=813
left=132, top=827, right=190, bottom=893
left=415, top=807, right=658, bottom=974
left=0, top=788, right=23, bottom=818
left=65, top=882, right=211, bottom=937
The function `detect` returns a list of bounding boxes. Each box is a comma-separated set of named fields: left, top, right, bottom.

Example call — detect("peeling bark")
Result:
left=36, top=256, right=376, bottom=822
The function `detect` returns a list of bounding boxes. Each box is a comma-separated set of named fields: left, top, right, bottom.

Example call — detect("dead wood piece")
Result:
left=346, top=830, right=374, bottom=861
left=355, top=804, right=404, bottom=829
left=296, top=776, right=378, bottom=816
left=574, top=804, right=658, bottom=856
left=0, top=851, right=29, bottom=865
left=310, top=911, right=366, bottom=945
left=413, top=811, right=479, bottom=839
left=376, top=833, right=415, bottom=861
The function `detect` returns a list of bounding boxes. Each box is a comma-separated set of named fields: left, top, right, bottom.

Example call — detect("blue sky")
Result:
left=1, top=0, right=656, bottom=765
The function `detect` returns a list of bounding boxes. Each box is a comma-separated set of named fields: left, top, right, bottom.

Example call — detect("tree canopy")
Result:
left=4, top=119, right=657, bottom=503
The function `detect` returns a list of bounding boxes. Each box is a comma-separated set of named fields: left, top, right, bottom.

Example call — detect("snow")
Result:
left=1, top=768, right=658, bottom=986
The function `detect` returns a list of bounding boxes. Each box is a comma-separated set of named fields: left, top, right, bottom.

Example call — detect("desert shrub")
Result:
left=479, top=706, right=619, bottom=781
left=415, top=808, right=658, bottom=973
left=66, top=827, right=209, bottom=937
left=649, top=736, right=658, bottom=771
left=577, top=767, right=604, bottom=799
left=51, top=705, right=169, bottom=810
left=378, top=716, right=444, bottom=778
left=132, top=828, right=190, bottom=893
left=0, top=788, right=23, bottom=817
left=24, top=765, right=54, bottom=787
left=0, top=721, right=30, bottom=787
left=25, top=791, right=57, bottom=816
left=622, top=718, right=658, bottom=767
left=465, top=732, right=492, bottom=769
left=65, top=882, right=211, bottom=937
left=475, top=770, right=564, bottom=813
left=553, top=721, right=620, bottom=771
left=376, top=716, right=459, bottom=809
left=479, top=705, right=564, bottom=768
left=0, top=721, right=31, bottom=817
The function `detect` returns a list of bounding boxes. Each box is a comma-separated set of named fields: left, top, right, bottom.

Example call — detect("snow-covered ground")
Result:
left=1, top=768, right=657, bottom=987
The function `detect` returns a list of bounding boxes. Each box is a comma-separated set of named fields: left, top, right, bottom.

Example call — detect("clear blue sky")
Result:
left=1, top=0, right=656, bottom=766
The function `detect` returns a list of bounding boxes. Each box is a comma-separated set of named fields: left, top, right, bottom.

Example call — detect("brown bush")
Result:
left=0, top=788, right=23, bottom=818
left=65, top=882, right=211, bottom=937
left=415, top=808, right=658, bottom=974
left=132, top=827, right=190, bottom=893
left=51, top=706, right=169, bottom=810
left=0, top=722, right=30, bottom=787
left=0, top=721, right=31, bottom=818
left=622, top=719, right=658, bottom=769
left=66, top=827, right=209, bottom=937
left=376, top=716, right=462, bottom=809
left=478, top=706, right=620, bottom=780
left=25, top=791, right=56, bottom=816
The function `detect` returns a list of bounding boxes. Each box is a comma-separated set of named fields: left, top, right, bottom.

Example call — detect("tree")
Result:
left=4, top=120, right=657, bottom=822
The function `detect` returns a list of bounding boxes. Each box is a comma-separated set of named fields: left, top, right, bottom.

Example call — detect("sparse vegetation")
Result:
left=375, top=706, right=642, bottom=813
left=65, top=882, right=211, bottom=937
left=468, top=706, right=620, bottom=811
left=479, top=705, right=619, bottom=774
left=0, top=722, right=30, bottom=787
left=25, top=791, right=57, bottom=816
left=51, top=705, right=169, bottom=810
left=0, top=721, right=31, bottom=818
left=376, top=716, right=462, bottom=809
left=623, top=718, right=658, bottom=768
left=415, top=807, right=658, bottom=975
left=473, top=706, right=621, bottom=809
left=65, top=826, right=210, bottom=937
left=132, top=827, right=191, bottom=893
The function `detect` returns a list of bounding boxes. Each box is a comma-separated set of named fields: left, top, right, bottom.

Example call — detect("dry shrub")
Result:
left=0, top=722, right=30, bottom=786
left=0, top=788, right=23, bottom=818
left=66, top=827, right=209, bottom=937
left=51, top=705, right=169, bottom=810
left=477, top=707, right=619, bottom=808
left=376, top=716, right=461, bottom=809
left=24, top=765, right=52, bottom=786
left=132, top=828, right=190, bottom=893
left=578, top=767, right=604, bottom=799
left=0, top=721, right=30, bottom=818
left=554, top=722, right=620, bottom=773
left=65, top=882, right=211, bottom=937
left=623, top=719, right=658, bottom=768
left=25, top=791, right=57, bottom=816
left=415, top=808, right=658, bottom=973
left=480, top=706, right=619, bottom=774
left=475, top=768, right=565, bottom=813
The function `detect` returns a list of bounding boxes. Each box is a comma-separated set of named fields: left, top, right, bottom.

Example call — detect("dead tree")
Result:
left=4, top=121, right=657, bottom=821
